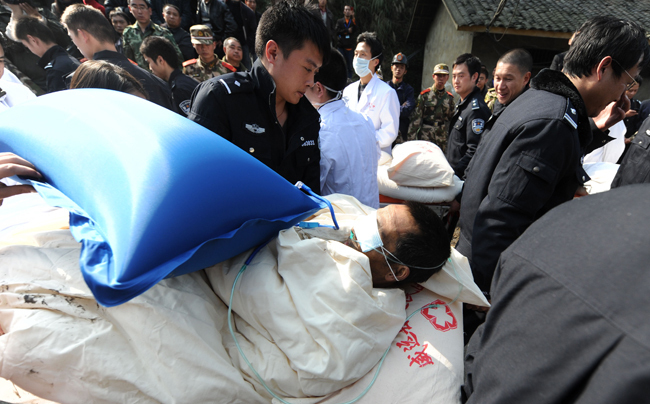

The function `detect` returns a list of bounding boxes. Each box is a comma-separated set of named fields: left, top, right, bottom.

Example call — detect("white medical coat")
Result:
left=317, top=99, right=379, bottom=208
left=0, top=81, right=35, bottom=113
left=343, top=74, right=400, bottom=154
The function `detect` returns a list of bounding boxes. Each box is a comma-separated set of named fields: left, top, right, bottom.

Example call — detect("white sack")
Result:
left=388, top=141, right=455, bottom=187
left=378, top=164, right=463, bottom=203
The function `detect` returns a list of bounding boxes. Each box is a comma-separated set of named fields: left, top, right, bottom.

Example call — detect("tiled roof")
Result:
left=444, top=0, right=650, bottom=33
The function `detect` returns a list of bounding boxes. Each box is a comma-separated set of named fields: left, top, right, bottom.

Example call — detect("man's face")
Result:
left=318, top=0, right=326, bottom=9
left=67, top=28, right=92, bottom=60
left=163, top=6, right=181, bottom=29
left=343, top=5, right=351, bottom=17
left=391, top=63, right=406, bottom=81
left=245, top=0, right=256, bottom=11
left=194, top=42, right=217, bottom=62
left=270, top=40, right=322, bottom=105
left=354, top=42, right=377, bottom=74
left=452, top=63, right=476, bottom=99
left=433, top=73, right=448, bottom=91
left=143, top=55, right=165, bottom=79
left=477, top=73, right=487, bottom=90
left=626, top=82, right=640, bottom=100
left=345, top=204, right=419, bottom=288
left=129, top=0, right=152, bottom=25
left=224, top=39, right=242, bottom=64
left=588, top=58, right=641, bottom=117
left=493, top=61, right=530, bottom=105
left=111, top=15, right=128, bottom=34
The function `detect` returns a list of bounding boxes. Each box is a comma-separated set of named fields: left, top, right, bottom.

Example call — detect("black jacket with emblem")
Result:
left=446, top=85, right=490, bottom=179
left=456, top=69, right=592, bottom=294
left=187, top=59, right=321, bottom=192
left=168, top=69, right=199, bottom=117
left=38, top=45, right=80, bottom=93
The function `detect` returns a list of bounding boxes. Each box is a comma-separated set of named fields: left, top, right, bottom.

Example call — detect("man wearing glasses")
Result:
left=456, top=16, right=649, bottom=297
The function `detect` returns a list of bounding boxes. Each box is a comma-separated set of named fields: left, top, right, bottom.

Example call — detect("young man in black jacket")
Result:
left=188, top=0, right=330, bottom=192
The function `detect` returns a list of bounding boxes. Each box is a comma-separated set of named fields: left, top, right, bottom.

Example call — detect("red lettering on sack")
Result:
left=408, top=344, right=434, bottom=368
left=420, top=299, right=457, bottom=332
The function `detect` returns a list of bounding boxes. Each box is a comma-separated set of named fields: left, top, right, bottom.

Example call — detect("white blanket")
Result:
left=0, top=194, right=488, bottom=403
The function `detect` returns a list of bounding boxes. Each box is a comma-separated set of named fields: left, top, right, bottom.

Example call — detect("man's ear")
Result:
left=595, top=56, right=613, bottom=81
left=523, top=71, right=532, bottom=86
left=385, top=265, right=410, bottom=283
left=471, top=72, right=479, bottom=85
left=264, top=40, right=280, bottom=65
left=155, top=55, right=165, bottom=66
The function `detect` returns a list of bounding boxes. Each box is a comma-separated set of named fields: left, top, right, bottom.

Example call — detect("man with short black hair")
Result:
left=122, top=0, right=182, bottom=71
left=188, top=0, right=330, bottom=192
left=387, top=52, right=415, bottom=143
left=140, top=36, right=199, bottom=117
left=221, top=37, right=246, bottom=72
left=447, top=53, right=490, bottom=179
left=482, top=48, right=532, bottom=132
left=335, top=4, right=357, bottom=78
left=61, top=4, right=174, bottom=110
left=305, top=48, right=379, bottom=207
left=13, top=16, right=80, bottom=93
left=161, top=4, right=196, bottom=61
left=457, top=16, right=650, bottom=295
left=343, top=32, right=400, bottom=154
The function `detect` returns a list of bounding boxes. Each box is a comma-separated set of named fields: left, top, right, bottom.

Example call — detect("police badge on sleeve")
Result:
left=471, top=119, right=485, bottom=134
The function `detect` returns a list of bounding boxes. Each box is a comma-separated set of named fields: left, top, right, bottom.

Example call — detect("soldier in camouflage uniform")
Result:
left=122, top=0, right=182, bottom=71
left=182, top=24, right=230, bottom=82
left=407, top=63, right=455, bottom=153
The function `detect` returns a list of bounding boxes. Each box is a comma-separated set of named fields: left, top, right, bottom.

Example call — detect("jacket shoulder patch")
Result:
left=563, top=98, right=578, bottom=129
left=420, top=88, right=431, bottom=95
left=217, top=74, right=253, bottom=95
left=182, top=58, right=197, bottom=67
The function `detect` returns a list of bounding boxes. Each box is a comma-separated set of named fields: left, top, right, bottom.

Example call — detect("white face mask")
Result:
left=351, top=212, right=400, bottom=282
left=353, top=53, right=381, bottom=78
left=310, top=83, right=342, bottom=108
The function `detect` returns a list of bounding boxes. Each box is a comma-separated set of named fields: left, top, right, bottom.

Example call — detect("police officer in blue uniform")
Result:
left=187, top=1, right=329, bottom=192
left=446, top=54, right=490, bottom=180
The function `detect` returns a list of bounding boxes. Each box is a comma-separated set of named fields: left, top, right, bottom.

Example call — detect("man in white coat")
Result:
left=342, top=32, right=399, bottom=154
left=306, top=48, right=379, bottom=208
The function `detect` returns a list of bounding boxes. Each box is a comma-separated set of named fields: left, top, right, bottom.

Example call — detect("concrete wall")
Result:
left=420, top=5, right=473, bottom=93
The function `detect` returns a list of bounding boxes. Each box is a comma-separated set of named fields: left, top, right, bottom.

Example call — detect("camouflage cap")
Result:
left=190, top=25, right=214, bottom=45
left=433, top=63, right=449, bottom=75
left=391, top=53, right=408, bottom=66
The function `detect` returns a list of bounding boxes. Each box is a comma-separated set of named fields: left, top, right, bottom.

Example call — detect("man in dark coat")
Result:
left=62, top=4, right=174, bottom=110
left=188, top=0, right=330, bottom=192
left=456, top=16, right=649, bottom=295
left=14, top=15, right=80, bottom=93
left=463, top=184, right=650, bottom=404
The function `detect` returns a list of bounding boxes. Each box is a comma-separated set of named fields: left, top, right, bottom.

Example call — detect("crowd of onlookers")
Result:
left=1, top=2, right=650, bottom=401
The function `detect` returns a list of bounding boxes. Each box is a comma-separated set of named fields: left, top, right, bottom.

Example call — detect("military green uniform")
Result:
left=485, top=87, right=497, bottom=111
left=221, top=56, right=248, bottom=73
left=122, top=22, right=182, bottom=71
left=407, top=87, right=455, bottom=153
left=182, top=55, right=230, bottom=82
